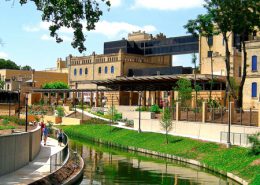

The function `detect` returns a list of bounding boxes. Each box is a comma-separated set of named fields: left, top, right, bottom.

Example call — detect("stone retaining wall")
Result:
left=0, top=126, right=41, bottom=176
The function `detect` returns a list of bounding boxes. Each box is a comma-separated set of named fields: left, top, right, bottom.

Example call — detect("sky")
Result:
left=0, top=0, right=205, bottom=70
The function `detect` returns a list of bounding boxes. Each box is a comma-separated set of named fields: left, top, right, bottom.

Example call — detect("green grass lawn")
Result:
left=61, top=123, right=260, bottom=184
left=0, top=125, right=15, bottom=130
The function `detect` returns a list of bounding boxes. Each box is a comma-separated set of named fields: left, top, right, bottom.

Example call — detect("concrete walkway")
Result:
left=0, top=137, right=64, bottom=185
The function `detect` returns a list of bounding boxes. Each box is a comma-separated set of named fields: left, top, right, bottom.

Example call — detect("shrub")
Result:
left=248, top=133, right=260, bottom=155
left=0, top=116, right=25, bottom=125
left=56, top=106, right=65, bottom=117
left=208, top=99, right=221, bottom=108
left=149, top=104, right=160, bottom=113
left=83, top=118, right=109, bottom=125
left=2, top=119, right=9, bottom=125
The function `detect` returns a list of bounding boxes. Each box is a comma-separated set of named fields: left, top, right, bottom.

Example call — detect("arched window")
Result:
left=85, top=68, right=88, bottom=75
left=111, top=66, right=114, bottom=74
left=98, top=67, right=102, bottom=74
left=252, top=55, right=258, bottom=71
left=105, top=66, right=108, bottom=74
left=252, top=82, right=257, bottom=98
left=79, top=68, right=82, bottom=76
left=74, top=68, right=77, bottom=76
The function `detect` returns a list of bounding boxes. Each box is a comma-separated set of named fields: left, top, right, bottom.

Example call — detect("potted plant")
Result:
left=55, top=106, right=65, bottom=124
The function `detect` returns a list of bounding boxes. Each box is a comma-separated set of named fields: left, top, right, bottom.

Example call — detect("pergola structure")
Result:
left=32, top=74, right=226, bottom=108
left=92, top=74, right=226, bottom=91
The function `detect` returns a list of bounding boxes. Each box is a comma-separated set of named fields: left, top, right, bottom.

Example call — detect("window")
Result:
left=208, top=36, right=213, bottom=46
left=98, top=67, right=102, bottom=74
left=252, top=82, right=257, bottom=98
left=105, top=66, right=108, bottom=74
left=252, top=55, right=257, bottom=71
left=74, top=68, right=77, bottom=76
left=111, top=66, right=114, bottom=74
left=207, top=51, right=213, bottom=58
left=85, top=68, right=88, bottom=75
left=79, top=68, right=82, bottom=76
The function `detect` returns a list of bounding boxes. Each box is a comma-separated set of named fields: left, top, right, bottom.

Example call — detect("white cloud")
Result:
left=0, top=52, right=8, bottom=59
left=40, top=34, right=72, bottom=42
left=92, top=20, right=157, bottom=38
left=24, top=20, right=156, bottom=40
left=110, top=0, right=122, bottom=7
left=23, top=22, right=73, bottom=33
left=132, top=0, right=204, bottom=10
left=40, top=34, right=53, bottom=41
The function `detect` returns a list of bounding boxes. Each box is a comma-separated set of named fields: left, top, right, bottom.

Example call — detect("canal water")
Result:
left=69, top=140, right=240, bottom=185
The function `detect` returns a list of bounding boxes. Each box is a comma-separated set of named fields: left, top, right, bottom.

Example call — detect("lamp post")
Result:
left=8, top=91, right=11, bottom=117
left=25, top=93, right=29, bottom=132
left=75, top=82, right=78, bottom=118
left=138, top=91, right=142, bottom=133
left=17, top=84, right=21, bottom=119
left=227, top=91, right=231, bottom=148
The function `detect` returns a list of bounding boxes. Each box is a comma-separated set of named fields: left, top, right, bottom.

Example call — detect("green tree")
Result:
left=42, top=81, right=69, bottom=89
left=229, top=0, right=260, bottom=108
left=0, top=80, right=4, bottom=89
left=184, top=13, right=218, bottom=100
left=17, top=0, right=111, bottom=53
left=21, top=65, right=32, bottom=71
left=0, top=58, right=20, bottom=70
left=204, top=0, right=260, bottom=106
left=160, top=107, right=173, bottom=144
left=175, top=78, right=193, bottom=107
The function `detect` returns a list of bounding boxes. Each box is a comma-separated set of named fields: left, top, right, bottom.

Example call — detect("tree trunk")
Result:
left=238, top=35, right=247, bottom=108
left=210, top=47, right=213, bottom=100
left=223, top=34, right=237, bottom=100
left=166, top=131, right=168, bottom=144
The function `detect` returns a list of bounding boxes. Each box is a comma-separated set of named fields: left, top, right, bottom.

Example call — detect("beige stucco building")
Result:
left=200, top=33, right=241, bottom=81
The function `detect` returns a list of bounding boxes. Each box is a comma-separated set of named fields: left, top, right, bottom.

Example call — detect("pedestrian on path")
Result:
left=57, top=129, right=64, bottom=146
left=43, top=126, right=49, bottom=146
left=40, top=122, right=45, bottom=140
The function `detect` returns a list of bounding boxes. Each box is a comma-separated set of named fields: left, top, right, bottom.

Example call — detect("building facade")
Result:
left=243, top=37, right=260, bottom=109
left=200, top=33, right=241, bottom=81
left=0, top=69, right=68, bottom=105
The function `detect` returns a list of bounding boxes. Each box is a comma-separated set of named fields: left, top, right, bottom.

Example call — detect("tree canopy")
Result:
left=203, top=0, right=260, bottom=107
left=0, top=58, right=20, bottom=70
left=42, top=81, right=69, bottom=89
left=21, top=65, right=33, bottom=71
left=0, top=58, right=33, bottom=70
left=18, top=0, right=111, bottom=53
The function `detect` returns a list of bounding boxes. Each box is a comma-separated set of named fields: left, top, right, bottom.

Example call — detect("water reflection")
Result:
left=70, top=140, right=239, bottom=185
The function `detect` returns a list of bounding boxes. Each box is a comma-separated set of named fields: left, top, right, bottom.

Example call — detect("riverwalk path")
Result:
left=0, top=137, right=64, bottom=185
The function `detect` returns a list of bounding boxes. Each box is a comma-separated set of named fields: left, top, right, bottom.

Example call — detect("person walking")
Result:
left=57, top=129, right=64, bottom=146
left=43, top=126, right=49, bottom=146
left=40, top=122, right=45, bottom=140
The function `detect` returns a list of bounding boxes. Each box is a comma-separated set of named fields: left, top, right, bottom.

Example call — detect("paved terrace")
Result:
left=0, top=137, right=64, bottom=185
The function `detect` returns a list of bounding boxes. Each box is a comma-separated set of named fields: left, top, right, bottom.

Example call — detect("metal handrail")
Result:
left=49, top=132, right=70, bottom=173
